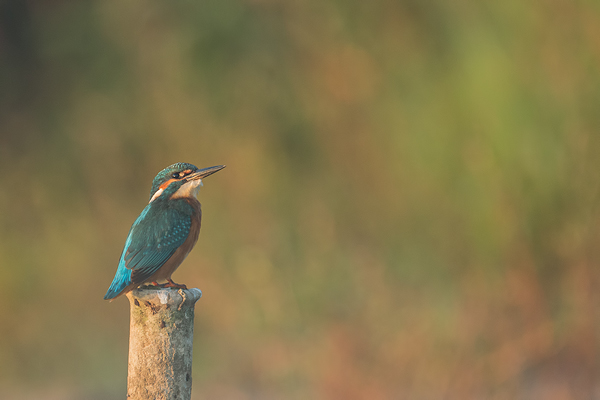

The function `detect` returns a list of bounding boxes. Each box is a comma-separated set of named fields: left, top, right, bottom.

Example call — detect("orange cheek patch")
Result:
left=159, top=178, right=177, bottom=190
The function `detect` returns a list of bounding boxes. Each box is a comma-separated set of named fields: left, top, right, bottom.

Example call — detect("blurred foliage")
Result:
left=1, top=0, right=600, bottom=398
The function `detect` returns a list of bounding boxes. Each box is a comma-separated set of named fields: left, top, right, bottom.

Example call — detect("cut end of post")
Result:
left=126, top=286, right=202, bottom=308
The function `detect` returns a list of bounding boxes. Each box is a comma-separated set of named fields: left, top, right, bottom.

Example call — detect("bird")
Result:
left=104, top=162, right=225, bottom=300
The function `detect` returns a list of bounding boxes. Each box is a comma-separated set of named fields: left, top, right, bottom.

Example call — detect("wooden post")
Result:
left=126, top=287, right=202, bottom=400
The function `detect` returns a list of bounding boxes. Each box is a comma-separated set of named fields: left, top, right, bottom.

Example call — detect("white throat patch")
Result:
left=172, top=179, right=203, bottom=199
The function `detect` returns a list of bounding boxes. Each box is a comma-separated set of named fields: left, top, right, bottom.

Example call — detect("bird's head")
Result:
left=149, top=162, right=225, bottom=202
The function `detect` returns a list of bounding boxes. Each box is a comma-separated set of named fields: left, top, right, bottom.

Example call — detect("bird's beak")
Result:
left=186, top=165, right=226, bottom=181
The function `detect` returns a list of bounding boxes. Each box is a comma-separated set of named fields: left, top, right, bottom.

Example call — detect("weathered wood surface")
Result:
left=126, top=287, right=202, bottom=400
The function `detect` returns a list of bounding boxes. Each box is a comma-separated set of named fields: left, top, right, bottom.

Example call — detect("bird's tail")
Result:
left=104, top=271, right=131, bottom=300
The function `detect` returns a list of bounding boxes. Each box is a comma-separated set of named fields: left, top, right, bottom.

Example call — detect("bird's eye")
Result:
left=172, top=173, right=179, bottom=178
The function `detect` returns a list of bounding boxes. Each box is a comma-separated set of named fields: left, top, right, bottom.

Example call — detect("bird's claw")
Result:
left=162, top=278, right=187, bottom=290
left=144, top=279, right=187, bottom=289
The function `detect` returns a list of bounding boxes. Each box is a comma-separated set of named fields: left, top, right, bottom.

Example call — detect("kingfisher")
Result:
left=104, top=162, right=225, bottom=300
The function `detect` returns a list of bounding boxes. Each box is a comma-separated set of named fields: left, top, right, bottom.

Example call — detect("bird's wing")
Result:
left=124, top=206, right=192, bottom=283
left=103, top=205, right=191, bottom=299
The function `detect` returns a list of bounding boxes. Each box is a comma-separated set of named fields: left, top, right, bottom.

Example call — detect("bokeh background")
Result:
left=1, top=1, right=599, bottom=399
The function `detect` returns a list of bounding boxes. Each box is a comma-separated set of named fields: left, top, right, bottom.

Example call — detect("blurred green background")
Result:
left=1, top=0, right=599, bottom=399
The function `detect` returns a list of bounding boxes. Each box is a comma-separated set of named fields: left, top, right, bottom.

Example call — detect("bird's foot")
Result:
left=162, top=278, right=187, bottom=290
left=140, top=282, right=162, bottom=289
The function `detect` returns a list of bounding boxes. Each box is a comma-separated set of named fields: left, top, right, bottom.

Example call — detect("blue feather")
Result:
left=103, top=202, right=192, bottom=300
